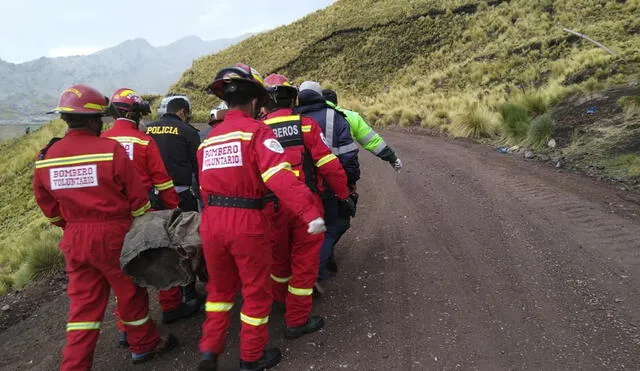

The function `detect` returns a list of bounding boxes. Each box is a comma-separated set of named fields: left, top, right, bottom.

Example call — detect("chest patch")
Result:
left=50, top=164, right=99, bottom=190
left=202, top=141, right=243, bottom=170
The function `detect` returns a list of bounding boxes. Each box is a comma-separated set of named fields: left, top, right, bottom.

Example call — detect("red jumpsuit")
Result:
left=197, top=110, right=322, bottom=362
left=263, top=109, right=350, bottom=328
left=33, top=129, right=160, bottom=371
left=101, top=119, right=182, bottom=315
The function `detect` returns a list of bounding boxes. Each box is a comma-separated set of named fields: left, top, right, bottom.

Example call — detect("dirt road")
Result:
left=2, top=131, right=640, bottom=370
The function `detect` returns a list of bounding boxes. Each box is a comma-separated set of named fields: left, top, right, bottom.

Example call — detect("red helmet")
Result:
left=264, top=74, right=298, bottom=100
left=111, top=88, right=151, bottom=116
left=48, top=84, right=113, bottom=115
left=208, top=63, right=268, bottom=105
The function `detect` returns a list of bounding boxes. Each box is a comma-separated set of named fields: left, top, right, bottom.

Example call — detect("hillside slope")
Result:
left=172, top=0, right=640, bottom=128
left=0, top=34, right=250, bottom=123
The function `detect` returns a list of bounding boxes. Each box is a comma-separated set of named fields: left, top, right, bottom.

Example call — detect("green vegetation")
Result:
left=172, top=0, right=640, bottom=138
left=0, top=120, right=66, bottom=294
left=526, top=113, right=554, bottom=149
left=608, top=154, right=640, bottom=178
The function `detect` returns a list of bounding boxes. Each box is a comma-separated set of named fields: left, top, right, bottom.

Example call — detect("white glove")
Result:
left=392, top=158, right=403, bottom=172
left=307, top=217, right=327, bottom=234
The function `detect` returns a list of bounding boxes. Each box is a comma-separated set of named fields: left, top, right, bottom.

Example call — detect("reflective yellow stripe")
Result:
left=263, top=115, right=300, bottom=125
left=119, top=89, right=135, bottom=97
left=53, top=106, right=76, bottom=112
left=315, top=153, right=337, bottom=168
left=261, top=162, right=294, bottom=183
left=35, top=153, right=114, bottom=169
left=109, top=136, right=150, bottom=146
left=293, top=170, right=300, bottom=177
left=67, top=321, right=101, bottom=331
left=240, top=313, right=269, bottom=326
left=121, top=313, right=150, bottom=326
left=270, top=274, right=292, bottom=283
left=84, top=102, right=107, bottom=111
left=154, top=180, right=174, bottom=191
left=205, top=302, right=234, bottom=312
left=46, top=215, right=62, bottom=223
left=301, top=125, right=312, bottom=133
left=288, top=285, right=313, bottom=296
left=199, top=131, right=253, bottom=149
left=131, top=201, right=151, bottom=217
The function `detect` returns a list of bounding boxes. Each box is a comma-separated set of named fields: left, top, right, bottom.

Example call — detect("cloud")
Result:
left=48, top=47, right=104, bottom=58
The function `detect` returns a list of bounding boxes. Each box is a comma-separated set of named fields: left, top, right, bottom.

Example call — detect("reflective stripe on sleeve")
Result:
left=334, top=142, right=359, bottom=155
left=373, top=141, right=387, bottom=155
left=301, top=125, right=312, bottom=133
left=35, top=153, right=114, bottom=169
left=205, top=302, right=234, bottom=312
left=261, top=162, right=294, bottom=183
left=154, top=180, right=174, bottom=191
left=131, top=201, right=151, bottom=217
left=315, top=153, right=337, bottom=168
left=67, top=321, right=101, bottom=331
left=270, top=274, right=292, bottom=283
left=121, top=313, right=150, bottom=326
left=288, top=285, right=313, bottom=296
left=240, top=313, right=269, bottom=326
left=360, top=130, right=377, bottom=145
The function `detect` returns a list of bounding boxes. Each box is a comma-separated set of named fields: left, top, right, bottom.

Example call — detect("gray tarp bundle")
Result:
left=121, top=209, right=202, bottom=290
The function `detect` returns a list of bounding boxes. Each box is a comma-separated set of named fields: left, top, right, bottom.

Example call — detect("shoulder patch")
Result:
left=264, top=138, right=285, bottom=154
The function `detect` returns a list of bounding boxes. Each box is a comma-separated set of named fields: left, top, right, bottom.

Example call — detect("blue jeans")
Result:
left=318, top=194, right=351, bottom=280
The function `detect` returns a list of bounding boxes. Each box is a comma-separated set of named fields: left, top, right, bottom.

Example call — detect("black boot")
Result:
left=284, top=316, right=325, bottom=339
left=198, top=352, right=218, bottom=371
left=239, top=348, right=282, bottom=371
left=162, top=301, right=199, bottom=324
left=118, top=331, right=129, bottom=347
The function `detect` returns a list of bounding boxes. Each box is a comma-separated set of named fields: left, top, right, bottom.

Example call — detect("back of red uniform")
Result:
left=101, top=119, right=178, bottom=209
left=197, top=110, right=320, bottom=224
left=33, top=130, right=151, bottom=224
left=263, top=109, right=349, bottom=200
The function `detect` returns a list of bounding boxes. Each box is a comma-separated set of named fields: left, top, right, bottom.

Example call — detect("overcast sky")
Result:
left=0, top=0, right=337, bottom=63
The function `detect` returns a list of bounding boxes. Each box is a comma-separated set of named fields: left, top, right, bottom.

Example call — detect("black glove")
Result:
left=338, top=197, right=357, bottom=218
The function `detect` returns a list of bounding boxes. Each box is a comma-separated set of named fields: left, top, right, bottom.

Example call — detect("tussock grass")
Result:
left=526, top=113, right=555, bottom=149
left=618, top=96, right=640, bottom=118
left=450, top=104, right=499, bottom=138
left=0, top=120, right=66, bottom=293
left=500, top=103, right=530, bottom=142
left=12, top=226, right=63, bottom=289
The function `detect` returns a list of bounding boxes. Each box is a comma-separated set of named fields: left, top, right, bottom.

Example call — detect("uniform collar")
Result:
left=113, top=118, right=138, bottom=130
left=265, top=108, right=294, bottom=119
left=225, top=110, right=252, bottom=119
left=66, top=128, right=98, bottom=137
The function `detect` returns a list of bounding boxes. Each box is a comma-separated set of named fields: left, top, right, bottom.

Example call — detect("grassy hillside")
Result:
left=0, top=121, right=66, bottom=294
left=172, top=0, right=640, bottom=133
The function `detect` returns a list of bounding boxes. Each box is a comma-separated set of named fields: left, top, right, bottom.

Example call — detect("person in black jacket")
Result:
left=294, top=81, right=361, bottom=291
left=146, top=96, right=201, bottom=212
left=146, top=96, right=203, bottom=306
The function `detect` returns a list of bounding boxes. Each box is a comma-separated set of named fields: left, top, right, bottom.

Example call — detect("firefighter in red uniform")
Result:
left=33, top=84, right=177, bottom=370
left=261, top=74, right=354, bottom=338
left=196, top=64, right=325, bottom=371
left=101, top=88, right=199, bottom=346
